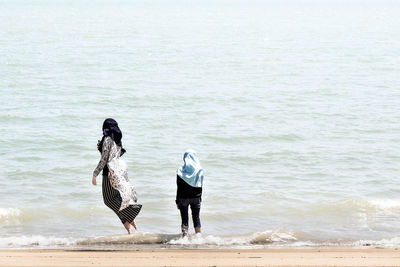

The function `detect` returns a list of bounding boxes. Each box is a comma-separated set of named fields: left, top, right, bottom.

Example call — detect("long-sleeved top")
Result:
left=93, top=136, right=138, bottom=211
left=176, top=175, right=202, bottom=202
left=93, top=136, right=112, bottom=177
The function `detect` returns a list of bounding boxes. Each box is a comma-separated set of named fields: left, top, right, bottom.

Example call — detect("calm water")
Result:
left=1, top=0, right=400, bottom=248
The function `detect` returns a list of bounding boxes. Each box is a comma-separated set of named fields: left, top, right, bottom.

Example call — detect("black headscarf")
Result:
left=98, top=118, right=126, bottom=156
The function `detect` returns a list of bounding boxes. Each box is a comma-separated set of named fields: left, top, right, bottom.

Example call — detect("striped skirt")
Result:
left=102, top=175, right=142, bottom=224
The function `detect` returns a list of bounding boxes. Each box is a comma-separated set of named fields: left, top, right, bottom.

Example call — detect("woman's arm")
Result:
left=92, top=137, right=112, bottom=184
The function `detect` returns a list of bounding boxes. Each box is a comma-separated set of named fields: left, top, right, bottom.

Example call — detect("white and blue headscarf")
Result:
left=177, top=149, right=204, bottom=188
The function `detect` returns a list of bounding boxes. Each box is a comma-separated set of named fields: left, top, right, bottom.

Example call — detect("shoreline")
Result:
left=1, top=248, right=399, bottom=267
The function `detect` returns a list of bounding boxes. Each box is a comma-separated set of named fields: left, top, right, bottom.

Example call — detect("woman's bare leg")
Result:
left=195, top=227, right=201, bottom=234
left=123, top=222, right=132, bottom=234
left=131, top=220, right=137, bottom=230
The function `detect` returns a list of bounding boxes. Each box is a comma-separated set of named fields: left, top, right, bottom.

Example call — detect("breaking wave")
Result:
left=0, top=208, right=23, bottom=226
left=0, top=235, right=75, bottom=248
left=2, top=229, right=400, bottom=249
left=77, top=229, right=298, bottom=248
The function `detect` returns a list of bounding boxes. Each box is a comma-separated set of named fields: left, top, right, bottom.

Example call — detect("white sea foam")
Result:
left=367, top=199, right=400, bottom=210
left=250, top=230, right=297, bottom=244
left=77, top=232, right=180, bottom=246
left=0, top=208, right=22, bottom=225
left=1, top=232, right=400, bottom=249
left=0, top=208, right=21, bottom=219
left=168, top=234, right=235, bottom=246
left=0, top=235, right=76, bottom=248
left=354, top=237, right=400, bottom=248
left=75, top=229, right=298, bottom=248
left=168, top=230, right=297, bottom=246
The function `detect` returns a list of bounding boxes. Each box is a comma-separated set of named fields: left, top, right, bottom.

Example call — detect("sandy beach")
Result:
left=0, top=248, right=399, bottom=267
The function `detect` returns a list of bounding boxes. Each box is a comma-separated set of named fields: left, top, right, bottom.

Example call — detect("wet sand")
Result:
left=0, top=248, right=399, bottom=266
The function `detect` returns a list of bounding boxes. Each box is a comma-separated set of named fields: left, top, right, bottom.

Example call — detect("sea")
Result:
left=1, top=0, right=400, bottom=249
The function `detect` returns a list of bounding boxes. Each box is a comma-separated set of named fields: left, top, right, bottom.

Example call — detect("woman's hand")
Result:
left=176, top=204, right=179, bottom=210
left=92, top=175, right=97, bottom=186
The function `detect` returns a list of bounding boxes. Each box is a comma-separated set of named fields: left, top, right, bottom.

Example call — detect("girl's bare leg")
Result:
left=123, top=222, right=132, bottom=234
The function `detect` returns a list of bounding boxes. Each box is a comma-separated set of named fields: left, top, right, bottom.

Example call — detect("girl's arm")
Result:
left=92, top=137, right=112, bottom=184
left=176, top=175, right=180, bottom=209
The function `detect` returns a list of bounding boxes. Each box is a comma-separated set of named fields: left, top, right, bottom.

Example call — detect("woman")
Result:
left=92, top=118, right=142, bottom=234
left=176, top=149, right=204, bottom=236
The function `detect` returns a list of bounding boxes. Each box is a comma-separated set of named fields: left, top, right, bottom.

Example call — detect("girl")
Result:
left=176, top=149, right=204, bottom=236
left=93, top=118, right=142, bottom=234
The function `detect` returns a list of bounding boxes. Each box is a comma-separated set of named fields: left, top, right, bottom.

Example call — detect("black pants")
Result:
left=177, top=197, right=201, bottom=228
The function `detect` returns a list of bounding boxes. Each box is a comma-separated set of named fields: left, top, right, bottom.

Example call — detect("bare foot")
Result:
left=124, top=222, right=132, bottom=234
left=131, top=220, right=137, bottom=230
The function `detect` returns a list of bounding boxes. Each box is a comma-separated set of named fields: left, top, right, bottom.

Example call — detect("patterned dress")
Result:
left=93, top=136, right=142, bottom=224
